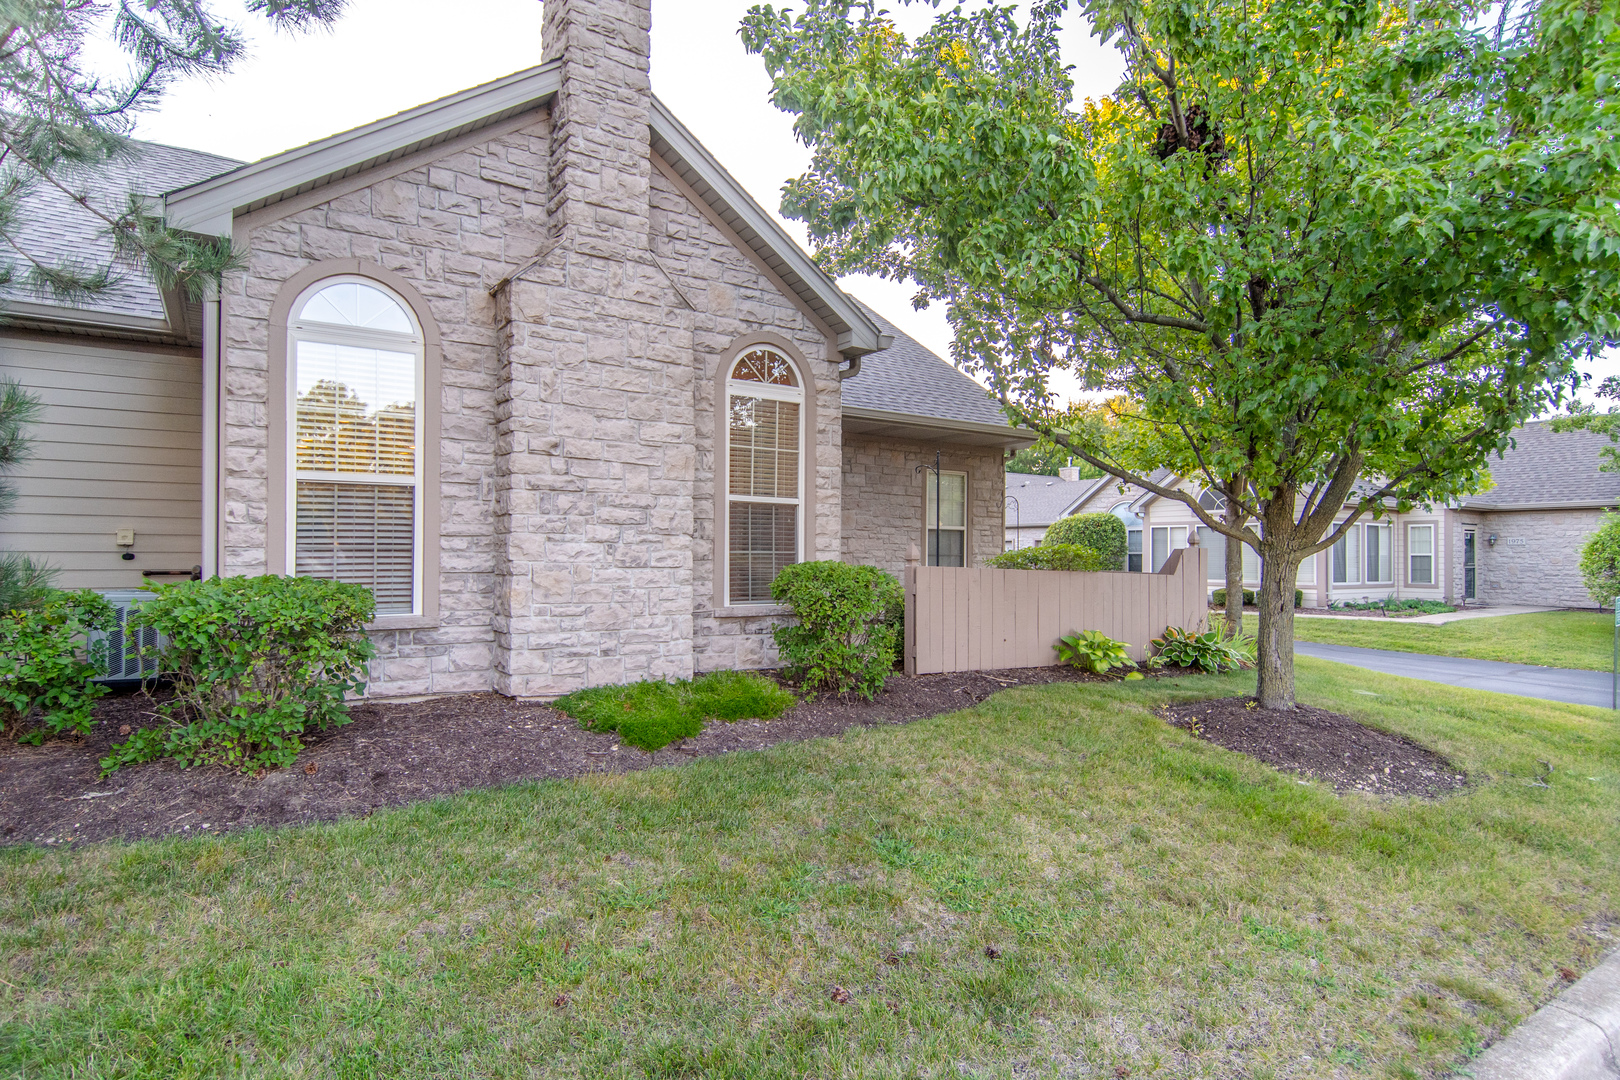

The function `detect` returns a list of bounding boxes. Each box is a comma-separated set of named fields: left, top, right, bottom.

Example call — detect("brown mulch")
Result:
left=1160, top=695, right=1467, bottom=797
left=1, top=664, right=1125, bottom=848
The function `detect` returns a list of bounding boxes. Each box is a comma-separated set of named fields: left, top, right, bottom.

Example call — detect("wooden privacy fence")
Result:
left=903, top=545, right=1210, bottom=676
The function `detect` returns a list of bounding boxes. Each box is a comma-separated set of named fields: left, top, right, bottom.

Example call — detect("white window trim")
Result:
left=1408, top=522, right=1436, bottom=586
left=1331, top=522, right=1362, bottom=585
left=925, top=470, right=968, bottom=567
left=1150, top=525, right=1189, bottom=573
left=285, top=275, right=426, bottom=617
left=723, top=350, right=806, bottom=606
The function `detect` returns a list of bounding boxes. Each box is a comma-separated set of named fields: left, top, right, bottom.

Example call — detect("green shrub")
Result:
left=986, top=543, right=1110, bottom=571
left=1581, top=512, right=1620, bottom=608
left=1211, top=587, right=1303, bottom=608
left=0, top=589, right=114, bottom=743
left=1042, top=513, right=1128, bottom=569
left=104, top=575, right=375, bottom=773
left=555, top=670, right=796, bottom=752
left=771, top=561, right=902, bottom=698
left=1054, top=629, right=1133, bottom=674
left=1330, top=597, right=1455, bottom=616
left=1151, top=626, right=1253, bottom=673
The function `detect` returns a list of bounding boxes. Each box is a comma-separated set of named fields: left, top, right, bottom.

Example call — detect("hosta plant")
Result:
left=1152, top=626, right=1253, bottom=674
left=1054, top=630, right=1133, bottom=675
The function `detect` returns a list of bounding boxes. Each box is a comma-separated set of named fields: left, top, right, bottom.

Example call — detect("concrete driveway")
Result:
left=1296, top=643, right=1612, bottom=710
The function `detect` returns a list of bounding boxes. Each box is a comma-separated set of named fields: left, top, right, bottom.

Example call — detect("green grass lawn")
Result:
left=1254, top=610, right=1611, bottom=671
left=4, top=661, right=1618, bottom=1079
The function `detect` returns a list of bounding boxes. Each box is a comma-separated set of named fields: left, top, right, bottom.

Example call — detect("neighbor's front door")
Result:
left=1463, top=529, right=1477, bottom=601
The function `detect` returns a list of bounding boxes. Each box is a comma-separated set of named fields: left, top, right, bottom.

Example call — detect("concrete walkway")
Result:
left=1296, top=642, right=1611, bottom=710
left=1299, top=604, right=1564, bottom=626
left=1461, top=948, right=1620, bottom=1079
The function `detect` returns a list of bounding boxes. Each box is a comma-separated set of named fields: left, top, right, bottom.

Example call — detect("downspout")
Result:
left=201, top=281, right=222, bottom=579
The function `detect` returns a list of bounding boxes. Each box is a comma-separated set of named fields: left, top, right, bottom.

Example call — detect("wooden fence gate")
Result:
left=903, top=545, right=1209, bottom=675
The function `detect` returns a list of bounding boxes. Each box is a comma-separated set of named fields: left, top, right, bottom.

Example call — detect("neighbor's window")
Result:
left=290, top=278, right=422, bottom=615
left=1365, top=522, right=1393, bottom=583
left=1110, top=502, right=1143, bottom=572
left=1331, top=523, right=1362, bottom=584
left=1408, top=523, right=1435, bottom=585
left=925, top=471, right=967, bottom=566
left=726, top=348, right=803, bottom=604
left=1150, top=525, right=1188, bottom=572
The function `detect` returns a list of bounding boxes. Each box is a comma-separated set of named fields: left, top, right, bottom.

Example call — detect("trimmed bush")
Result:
left=0, top=589, right=114, bottom=743
left=1043, top=513, right=1128, bottom=569
left=771, top=561, right=902, bottom=698
left=555, top=670, right=795, bottom=752
left=1581, top=512, right=1620, bottom=608
left=987, top=543, right=1110, bottom=571
left=104, top=575, right=375, bottom=773
left=1212, top=587, right=1304, bottom=608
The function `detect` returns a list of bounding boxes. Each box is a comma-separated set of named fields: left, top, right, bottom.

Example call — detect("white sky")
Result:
left=114, top=0, right=1615, bottom=413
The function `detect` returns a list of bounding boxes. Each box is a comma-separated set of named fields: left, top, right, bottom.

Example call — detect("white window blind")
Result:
left=1408, top=524, right=1434, bottom=584
left=726, top=349, right=802, bottom=604
left=1365, top=523, right=1393, bottom=583
left=290, top=280, right=422, bottom=615
left=925, top=472, right=967, bottom=566
left=1332, top=524, right=1362, bottom=584
left=1150, top=525, right=1187, bottom=572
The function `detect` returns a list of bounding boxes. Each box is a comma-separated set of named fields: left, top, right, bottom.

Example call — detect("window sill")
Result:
left=710, top=604, right=792, bottom=619
left=367, top=614, right=440, bottom=631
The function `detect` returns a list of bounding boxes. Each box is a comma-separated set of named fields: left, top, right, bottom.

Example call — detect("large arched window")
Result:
left=1109, top=502, right=1143, bottom=572
left=725, top=347, right=803, bottom=604
left=287, top=278, right=424, bottom=615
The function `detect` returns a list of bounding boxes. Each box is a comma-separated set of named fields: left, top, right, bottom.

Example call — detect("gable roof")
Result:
left=1003, top=472, right=1095, bottom=527
left=0, top=138, right=242, bottom=339
left=841, top=302, right=1033, bottom=448
left=162, top=62, right=887, bottom=357
left=1462, top=420, right=1620, bottom=510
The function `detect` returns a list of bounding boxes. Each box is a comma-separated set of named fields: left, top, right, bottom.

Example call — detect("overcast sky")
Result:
left=114, top=0, right=1614, bottom=413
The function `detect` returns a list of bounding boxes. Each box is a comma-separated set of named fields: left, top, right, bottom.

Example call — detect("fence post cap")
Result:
left=1186, top=530, right=1200, bottom=546
left=906, top=541, right=921, bottom=567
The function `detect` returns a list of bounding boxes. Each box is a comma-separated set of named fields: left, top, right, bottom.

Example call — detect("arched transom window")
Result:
left=288, top=278, right=424, bottom=615
left=725, top=347, right=803, bottom=604
left=1109, top=501, right=1143, bottom=572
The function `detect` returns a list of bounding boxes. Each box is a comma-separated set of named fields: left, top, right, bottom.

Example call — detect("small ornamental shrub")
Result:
left=1580, top=512, right=1620, bottom=609
left=771, top=561, right=903, bottom=698
left=1151, top=626, right=1253, bottom=673
left=1042, top=513, right=1128, bottom=569
left=1330, top=597, right=1455, bottom=616
left=0, top=589, right=114, bottom=743
left=986, top=543, right=1110, bottom=571
left=555, top=670, right=795, bottom=752
left=1212, top=587, right=1303, bottom=608
left=104, top=575, right=375, bottom=773
left=1054, top=629, right=1133, bottom=674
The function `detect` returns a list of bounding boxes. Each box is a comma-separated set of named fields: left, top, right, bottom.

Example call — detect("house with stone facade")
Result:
left=1048, top=420, right=1615, bottom=609
left=0, top=0, right=1031, bottom=699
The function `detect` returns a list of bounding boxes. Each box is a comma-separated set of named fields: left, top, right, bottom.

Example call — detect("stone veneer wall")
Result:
left=841, top=435, right=1005, bottom=578
left=221, top=114, right=554, bottom=696
left=219, top=103, right=841, bottom=693
left=1461, top=508, right=1604, bottom=608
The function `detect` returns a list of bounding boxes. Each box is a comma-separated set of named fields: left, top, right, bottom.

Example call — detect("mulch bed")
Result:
left=1160, top=696, right=1467, bottom=797
left=2, top=664, right=1119, bottom=847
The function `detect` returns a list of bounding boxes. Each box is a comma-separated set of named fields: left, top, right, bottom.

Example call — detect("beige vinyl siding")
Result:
left=0, top=335, right=202, bottom=589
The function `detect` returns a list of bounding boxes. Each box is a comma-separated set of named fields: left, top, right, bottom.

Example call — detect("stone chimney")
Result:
left=542, top=0, right=654, bottom=249
left=1058, top=466, right=1082, bottom=482
left=492, top=0, right=697, bottom=699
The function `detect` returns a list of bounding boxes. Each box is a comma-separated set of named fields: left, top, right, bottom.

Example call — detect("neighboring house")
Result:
left=1002, top=467, right=1127, bottom=555
left=1066, top=421, right=1615, bottom=608
left=0, top=0, right=1031, bottom=698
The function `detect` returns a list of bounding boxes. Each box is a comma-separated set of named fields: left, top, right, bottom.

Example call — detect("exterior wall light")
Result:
left=1487, top=534, right=1497, bottom=547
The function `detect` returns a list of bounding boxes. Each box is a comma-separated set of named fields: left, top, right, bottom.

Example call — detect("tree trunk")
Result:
left=1222, top=491, right=1245, bottom=639
left=1254, top=547, right=1302, bottom=710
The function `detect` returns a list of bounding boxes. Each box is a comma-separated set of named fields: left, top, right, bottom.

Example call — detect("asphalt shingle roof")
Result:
left=1004, top=472, right=1097, bottom=527
left=1, top=138, right=241, bottom=321
left=842, top=302, right=1013, bottom=428
left=1462, top=419, right=1620, bottom=509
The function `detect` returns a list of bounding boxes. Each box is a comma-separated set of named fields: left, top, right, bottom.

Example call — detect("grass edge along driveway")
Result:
left=3, top=659, right=1617, bottom=1080
left=1252, top=609, right=1612, bottom=672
